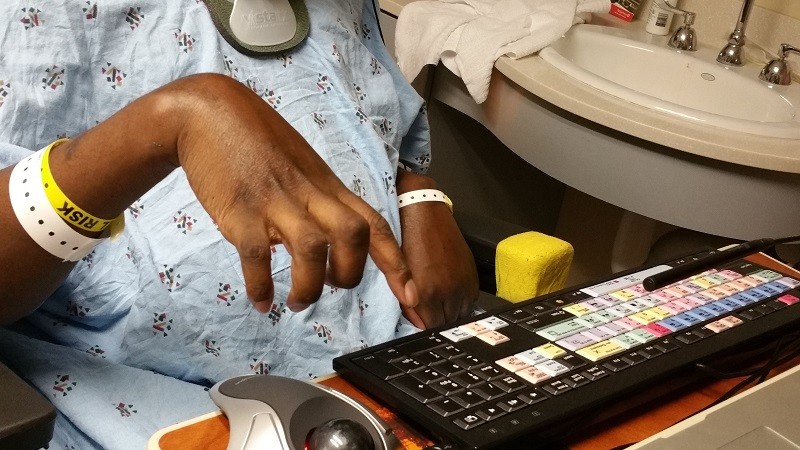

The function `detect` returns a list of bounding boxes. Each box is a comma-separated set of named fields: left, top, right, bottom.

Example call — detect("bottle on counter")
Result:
left=645, top=0, right=678, bottom=35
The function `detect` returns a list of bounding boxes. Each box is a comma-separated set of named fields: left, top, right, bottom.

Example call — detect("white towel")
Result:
left=395, top=0, right=611, bottom=103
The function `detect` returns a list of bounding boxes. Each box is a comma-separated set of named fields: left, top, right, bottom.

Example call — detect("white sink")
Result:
left=539, top=24, right=800, bottom=139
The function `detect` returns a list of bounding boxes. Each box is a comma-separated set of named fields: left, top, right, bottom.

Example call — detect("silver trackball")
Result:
left=209, top=374, right=398, bottom=450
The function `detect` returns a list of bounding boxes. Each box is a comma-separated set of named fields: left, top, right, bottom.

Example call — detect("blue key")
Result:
left=684, top=308, right=714, bottom=321
left=741, top=288, right=768, bottom=301
left=704, top=302, right=731, bottom=314
left=658, top=318, right=689, bottom=332
left=763, top=282, right=789, bottom=295
left=718, top=299, right=742, bottom=311
left=697, top=305, right=722, bottom=317
left=728, top=293, right=755, bottom=306
left=676, top=312, right=703, bottom=325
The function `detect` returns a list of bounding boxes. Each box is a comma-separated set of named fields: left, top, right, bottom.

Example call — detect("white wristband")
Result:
left=397, top=189, right=453, bottom=212
left=9, top=149, right=104, bottom=262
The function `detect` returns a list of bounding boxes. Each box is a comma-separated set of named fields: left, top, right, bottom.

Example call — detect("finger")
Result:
left=217, top=213, right=276, bottom=314
left=402, top=306, right=426, bottom=330
left=413, top=296, right=446, bottom=329
left=459, top=296, right=474, bottom=320
left=306, top=194, right=370, bottom=289
left=341, top=195, right=418, bottom=308
left=445, top=293, right=466, bottom=324
left=271, top=202, right=330, bottom=311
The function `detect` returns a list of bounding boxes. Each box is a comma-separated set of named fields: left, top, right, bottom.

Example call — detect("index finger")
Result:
left=217, top=212, right=276, bottom=314
left=344, top=196, right=418, bottom=309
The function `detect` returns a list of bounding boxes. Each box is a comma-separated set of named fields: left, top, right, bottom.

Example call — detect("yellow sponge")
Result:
left=495, top=232, right=574, bottom=303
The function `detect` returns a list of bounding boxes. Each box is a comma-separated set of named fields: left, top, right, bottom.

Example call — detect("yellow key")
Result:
left=533, top=343, right=567, bottom=359
left=630, top=311, right=659, bottom=325
left=645, top=306, right=672, bottom=320
left=563, top=303, right=592, bottom=317
left=576, top=340, right=625, bottom=362
left=609, top=289, right=637, bottom=302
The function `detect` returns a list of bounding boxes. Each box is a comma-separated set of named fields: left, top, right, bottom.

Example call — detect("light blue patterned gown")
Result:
left=0, top=1, right=430, bottom=448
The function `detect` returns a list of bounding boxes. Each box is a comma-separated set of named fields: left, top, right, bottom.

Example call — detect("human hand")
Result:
left=169, top=74, right=417, bottom=313
left=396, top=171, right=478, bottom=329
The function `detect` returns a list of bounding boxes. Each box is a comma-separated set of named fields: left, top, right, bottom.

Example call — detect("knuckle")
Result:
left=389, top=256, right=410, bottom=275
left=238, top=242, right=273, bottom=262
left=366, top=210, right=394, bottom=238
left=293, top=232, right=329, bottom=260
left=334, top=215, right=369, bottom=246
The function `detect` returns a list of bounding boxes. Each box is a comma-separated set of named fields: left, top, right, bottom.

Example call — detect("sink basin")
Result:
left=539, top=24, right=800, bottom=139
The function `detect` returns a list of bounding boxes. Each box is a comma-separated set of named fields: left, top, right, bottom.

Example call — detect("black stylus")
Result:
left=642, top=238, right=777, bottom=291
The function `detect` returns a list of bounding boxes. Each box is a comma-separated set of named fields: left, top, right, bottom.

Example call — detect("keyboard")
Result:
left=333, top=252, right=800, bottom=449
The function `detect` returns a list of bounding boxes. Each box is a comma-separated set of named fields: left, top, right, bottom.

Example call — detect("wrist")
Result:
left=396, top=169, right=437, bottom=194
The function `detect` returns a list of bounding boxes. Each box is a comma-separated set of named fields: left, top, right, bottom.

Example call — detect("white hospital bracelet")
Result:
left=9, top=149, right=103, bottom=262
left=397, top=189, right=453, bottom=212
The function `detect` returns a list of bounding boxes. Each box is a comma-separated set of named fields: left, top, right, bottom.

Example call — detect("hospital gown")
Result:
left=0, top=0, right=429, bottom=448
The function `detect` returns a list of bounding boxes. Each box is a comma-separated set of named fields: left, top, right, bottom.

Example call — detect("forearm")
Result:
left=396, top=169, right=478, bottom=328
left=0, top=74, right=229, bottom=324
left=0, top=73, right=417, bottom=324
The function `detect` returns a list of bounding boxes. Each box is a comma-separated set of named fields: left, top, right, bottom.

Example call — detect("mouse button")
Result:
left=216, top=375, right=259, bottom=399
left=218, top=375, right=324, bottom=419
left=245, top=412, right=291, bottom=450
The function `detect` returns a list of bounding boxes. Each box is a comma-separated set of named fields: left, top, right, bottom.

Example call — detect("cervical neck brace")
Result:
left=204, top=0, right=309, bottom=56
left=229, top=0, right=297, bottom=46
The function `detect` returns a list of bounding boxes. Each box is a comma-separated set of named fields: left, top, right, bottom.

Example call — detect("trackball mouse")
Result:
left=209, top=374, right=399, bottom=450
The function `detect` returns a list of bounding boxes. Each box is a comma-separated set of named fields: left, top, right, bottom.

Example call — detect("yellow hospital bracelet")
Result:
left=41, top=139, right=125, bottom=234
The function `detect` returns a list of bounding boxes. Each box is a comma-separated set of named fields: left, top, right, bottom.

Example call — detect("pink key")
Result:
left=715, top=284, right=740, bottom=296
left=613, top=317, right=641, bottom=330
left=684, top=294, right=710, bottom=305
left=662, top=286, right=688, bottom=298
left=778, top=294, right=800, bottom=306
left=675, top=283, right=699, bottom=295
left=673, top=298, right=703, bottom=310
left=704, top=287, right=729, bottom=299
left=649, top=290, right=678, bottom=302
left=719, top=316, right=743, bottom=328
left=661, top=301, right=689, bottom=314
left=717, top=270, right=742, bottom=280
left=643, top=323, right=672, bottom=337
left=704, top=321, right=729, bottom=333
left=477, top=331, right=510, bottom=346
left=629, top=284, right=649, bottom=295
left=496, top=356, right=529, bottom=372
left=460, top=322, right=489, bottom=336
left=738, top=276, right=761, bottom=287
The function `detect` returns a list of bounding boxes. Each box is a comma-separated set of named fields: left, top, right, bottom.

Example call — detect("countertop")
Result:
left=378, top=0, right=800, bottom=174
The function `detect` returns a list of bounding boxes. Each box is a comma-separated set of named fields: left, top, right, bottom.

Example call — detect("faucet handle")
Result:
left=759, top=43, right=800, bottom=85
left=668, top=11, right=697, bottom=52
left=651, top=0, right=698, bottom=51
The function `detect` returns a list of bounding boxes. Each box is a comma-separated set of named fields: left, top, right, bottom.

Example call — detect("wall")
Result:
left=757, top=0, right=800, bottom=20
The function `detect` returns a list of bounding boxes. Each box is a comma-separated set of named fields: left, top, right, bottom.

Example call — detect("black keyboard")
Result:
left=333, top=252, right=800, bottom=449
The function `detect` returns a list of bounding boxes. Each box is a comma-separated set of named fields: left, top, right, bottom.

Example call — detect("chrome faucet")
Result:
left=652, top=0, right=697, bottom=51
left=759, top=44, right=800, bottom=85
left=717, top=0, right=756, bottom=66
